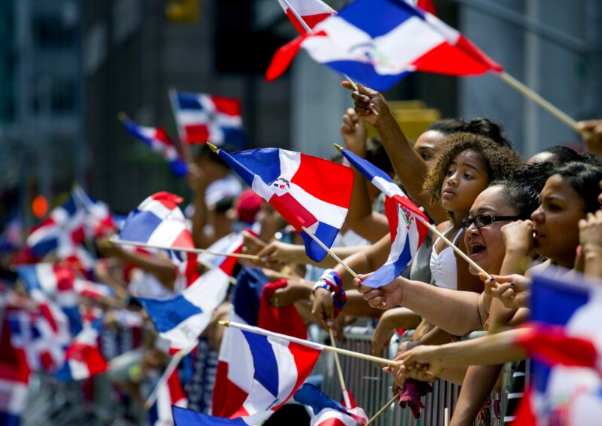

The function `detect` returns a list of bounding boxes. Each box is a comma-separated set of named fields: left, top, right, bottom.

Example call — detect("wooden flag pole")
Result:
left=219, top=321, right=399, bottom=367
left=278, top=0, right=378, bottom=116
left=168, top=87, right=193, bottom=163
left=364, top=392, right=400, bottom=426
left=497, top=71, right=579, bottom=132
left=328, top=328, right=349, bottom=402
left=110, top=238, right=260, bottom=261
left=144, top=347, right=192, bottom=410
left=300, top=226, right=358, bottom=278
left=333, top=143, right=492, bottom=281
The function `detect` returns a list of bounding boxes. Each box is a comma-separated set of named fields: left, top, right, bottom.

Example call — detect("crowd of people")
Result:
left=3, top=81, right=602, bottom=426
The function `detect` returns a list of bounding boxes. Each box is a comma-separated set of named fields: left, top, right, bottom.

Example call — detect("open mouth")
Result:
left=470, top=245, right=486, bottom=255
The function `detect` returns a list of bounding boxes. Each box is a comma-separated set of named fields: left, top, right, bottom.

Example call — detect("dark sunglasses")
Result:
left=462, top=214, right=523, bottom=229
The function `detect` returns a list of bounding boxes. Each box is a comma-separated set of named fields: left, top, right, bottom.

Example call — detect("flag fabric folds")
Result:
left=174, top=324, right=322, bottom=426
left=149, top=369, right=188, bottom=426
left=137, top=266, right=231, bottom=351
left=119, top=192, right=194, bottom=250
left=0, top=315, right=30, bottom=426
left=213, top=268, right=270, bottom=417
left=294, top=384, right=367, bottom=426
left=171, top=91, right=246, bottom=147
left=267, top=0, right=502, bottom=91
left=214, top=147, right=353, bottom=262
left=340, top=148, right=429, bottom=287
left=512, top=269, right=602, bottom=426
left=276, top=0, right=334, bottom=34
left=55, top=318, right=108, bottom=381
left=121, top=116, right=188, bottom=178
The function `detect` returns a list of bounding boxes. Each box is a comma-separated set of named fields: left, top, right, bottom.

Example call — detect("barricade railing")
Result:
left=312, top=325, right=512, bottom=426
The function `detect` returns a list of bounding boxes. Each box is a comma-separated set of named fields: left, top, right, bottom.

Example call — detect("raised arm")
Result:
left=342, top=82, right=448, bottom=224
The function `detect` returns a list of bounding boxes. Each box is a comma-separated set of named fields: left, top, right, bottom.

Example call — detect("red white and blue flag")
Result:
left=120, top=192, right=194, bottom=250
left=174, top=324, right=322, bottom=426
left=294, top=383, right=367, bottom=426
left=171, top=91, right=246, bottom=147
left=149, top=369, right=188, bottom=426
left=26, top=196, right=86, bottom=257
left=56, top=317, right=108, bottom=381
left=0, top=314, right=30, bottom=426
left=512, top=270, right=602, bottom=426
left=340, top=149, right=428, bottom=287
left=121, top=116, right=188, bottom=178
left=267, top=0, right=502, bottom=91
left=276, top=0, right=334, bottom=34
left=214, top=147, right=353, bottom=262
left=16, top=264, right=83, bottom=336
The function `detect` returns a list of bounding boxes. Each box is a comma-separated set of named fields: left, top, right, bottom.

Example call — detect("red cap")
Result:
left=236, top=189, right=263, bottom=224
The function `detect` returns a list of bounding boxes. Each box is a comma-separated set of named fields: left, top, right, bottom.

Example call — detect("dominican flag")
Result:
left=340, top=149, right=428, bottom=287
left=214, top=147, right=353, bottom=262
left=149, top=369, right=188, bottom=426
left=512, top=270, right=602, bottom=426
left=406, top=0, right=437, bottom=15
left=173, top=325, right=322, bottom=426
left=0, top=314, right=30, bottom=426
left=197, top=232, right=244, bottom=277
left=294, top=384, right=367, bottom=426
left=26, top=196, right=86, bottom=257
left=267, top=0, right=502, bottom=91
left=7, top=309, right=67, bottom=373
left=213, top=268, right=307, bottom=417
left=277, top=0, right=334, bottom=34
left=170, top=91, right=246, bottom=147
left=120, top=115, right=188, bottom=178
left=56, top=317, right=108, bottom=381
left=120, top=191, right=201, bottom=289
left=73, top=278, right=115, bottom=300
left=71, top=186, right=116, bottom=239
left=120, top=192, right=193, bottom=250
left=137, top=265, right=232, bottom=351
left=16, top=264, right=83, bottom=336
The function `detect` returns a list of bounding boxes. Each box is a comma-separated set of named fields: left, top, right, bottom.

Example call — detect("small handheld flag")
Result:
left=339, top=147, right=429, bottom=287
left=208, top=144, right=354, bottom=262
left=267, top=0, right=502, bottom=91
left=120, top=113, right=188, bottom=178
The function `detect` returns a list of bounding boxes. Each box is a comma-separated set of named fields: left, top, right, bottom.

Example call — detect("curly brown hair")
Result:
left=423, top=132, right=522, bottom=206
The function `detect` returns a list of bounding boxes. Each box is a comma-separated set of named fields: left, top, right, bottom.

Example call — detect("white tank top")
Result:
left=429, top=226, right=463, bottom=290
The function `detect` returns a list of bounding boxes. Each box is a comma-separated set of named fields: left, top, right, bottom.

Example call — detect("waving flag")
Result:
left=294, top=384, right=367, bottom=426
left=267, top=0, right=502, bottom=91
left=406, top=0, right=437, bottom=15
left=7, top=310, right=67, bottom=373
left=16, top=264, right=82, bottom=336
left=213, top=268, right=270, bottom=417
left=137, top=265, right=232, bottom=351
left=213, top=147, right=353, bottom=262
left=120, top=115, right=188, bottom=178
left=0, top=315, right=30, bottom=426
left=72, top=186, right=116, bottom=238
left=26, top=196, right=85, bottom=257
left=174, top=325, right=322, bottom=426
left=120, top=192, right=193, bottom=249
left=277, top=0, right=334, bottom=34
left=513, top=270, right=602, bottom=426
left=340, top=148, right=428, bottom=287
left=170, top=91, right=246, bottom=147
left=149, top=369, right=188, bottom=426
left=56, top=318, right=108, bottom=381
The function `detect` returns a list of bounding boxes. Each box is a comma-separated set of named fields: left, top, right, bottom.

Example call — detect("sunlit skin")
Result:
left=531, top=175, right=587, bottom=268
left=440, top=150, right=490, bottom=219
left=464, top=186, right=521, bottom=275
left=413, top=130, right=446, bottom=166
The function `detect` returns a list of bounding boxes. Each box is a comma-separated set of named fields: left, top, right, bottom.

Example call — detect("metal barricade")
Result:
left=313, top=325, right=508, bottom=426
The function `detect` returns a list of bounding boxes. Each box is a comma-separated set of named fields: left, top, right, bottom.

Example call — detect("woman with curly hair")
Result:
left=422, top=133, right=521, bottom=292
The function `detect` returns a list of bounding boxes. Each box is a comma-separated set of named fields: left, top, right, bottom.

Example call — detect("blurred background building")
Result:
left=0, top=0, right=601, bottom=226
